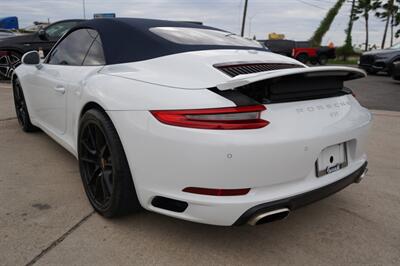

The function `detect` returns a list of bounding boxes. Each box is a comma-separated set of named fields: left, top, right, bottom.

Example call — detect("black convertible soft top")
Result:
left=67, top=18, right=265, bottom=65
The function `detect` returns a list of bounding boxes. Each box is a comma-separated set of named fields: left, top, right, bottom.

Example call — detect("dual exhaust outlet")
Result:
left=247, top=167, right=368, bottom=226
left=247, top=208, right=290, bottom=226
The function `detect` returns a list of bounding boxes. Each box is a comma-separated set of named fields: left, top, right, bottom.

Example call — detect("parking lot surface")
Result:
left=0, top=76, right=399, bottom=265
left=346, top=73, right=400, bottom=112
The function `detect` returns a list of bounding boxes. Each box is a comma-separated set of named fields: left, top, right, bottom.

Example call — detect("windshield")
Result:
left=150, top=27, right=263, bottom=48
left=390, top=42, right=400, bottom=49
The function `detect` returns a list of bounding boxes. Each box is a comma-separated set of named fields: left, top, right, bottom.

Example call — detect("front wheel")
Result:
left=12, top=78, right=38, bottom=132
left=78, top=109, right=142, bottom=218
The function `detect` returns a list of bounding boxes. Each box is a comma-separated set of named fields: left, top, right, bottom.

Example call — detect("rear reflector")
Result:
left=183, top=187, right=250, bottom=196
left=151, top=105, right=269, bottom=130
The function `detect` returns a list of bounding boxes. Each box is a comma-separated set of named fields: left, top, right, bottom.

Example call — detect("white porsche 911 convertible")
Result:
left=13, top=18, right=371, bottom=226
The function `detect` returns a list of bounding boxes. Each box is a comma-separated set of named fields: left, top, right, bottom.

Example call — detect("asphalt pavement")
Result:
left=0, top=75, right=399, bottom=265
left=345, top=73, right=400, bottom=112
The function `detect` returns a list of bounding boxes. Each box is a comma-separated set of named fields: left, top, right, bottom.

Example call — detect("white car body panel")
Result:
left=14, top=48, right=372, bottom=225
left=99, top=49, right=305, bottom=89
left=108, top=95, right=370, bottom=225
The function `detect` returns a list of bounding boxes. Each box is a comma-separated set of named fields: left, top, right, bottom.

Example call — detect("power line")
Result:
left=294, top=0, right=327, bottom=10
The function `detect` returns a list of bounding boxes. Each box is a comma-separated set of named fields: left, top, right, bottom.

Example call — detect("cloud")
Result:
left=0, top=0, right=390, bottom=46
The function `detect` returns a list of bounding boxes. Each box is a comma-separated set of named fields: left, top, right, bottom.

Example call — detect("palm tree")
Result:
left=389, top=5, right=399, bottom=46
left=354, top=0, right=374, bottom=51
left=375, top=0, right=398, bottom=48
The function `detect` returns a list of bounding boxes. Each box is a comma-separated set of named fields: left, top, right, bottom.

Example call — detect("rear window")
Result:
left=150, top=27, right=263, bottom=48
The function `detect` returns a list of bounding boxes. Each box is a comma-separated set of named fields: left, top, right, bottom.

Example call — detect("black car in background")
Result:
left=0, top=19, right=83, bottom=79
left=359, top=43, right=400, bottom=75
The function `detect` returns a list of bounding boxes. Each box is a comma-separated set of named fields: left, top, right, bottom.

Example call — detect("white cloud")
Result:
left=0, top=0, right=390, bottom=47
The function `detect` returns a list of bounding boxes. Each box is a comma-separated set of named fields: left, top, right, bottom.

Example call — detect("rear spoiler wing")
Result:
left=216, top=66, right=366, bottom=91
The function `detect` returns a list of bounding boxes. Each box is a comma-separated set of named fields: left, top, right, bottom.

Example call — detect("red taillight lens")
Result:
left=183, top=187, right=250, bottom=196
left=151, top=105, right=269, bottom=130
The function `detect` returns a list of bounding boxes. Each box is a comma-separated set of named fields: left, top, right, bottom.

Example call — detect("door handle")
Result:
left=54, top=85, right=65, bottom=94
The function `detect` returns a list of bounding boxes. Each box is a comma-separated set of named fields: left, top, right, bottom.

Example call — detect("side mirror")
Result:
left=22, top=51, right=41, bottom=65
left=38, top=29, right=47, bottom=40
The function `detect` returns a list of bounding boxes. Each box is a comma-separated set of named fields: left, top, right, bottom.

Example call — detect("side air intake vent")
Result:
left=214, top=62, right=304, bottom=77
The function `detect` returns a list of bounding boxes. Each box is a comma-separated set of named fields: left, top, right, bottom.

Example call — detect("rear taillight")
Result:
left=151, top=105, right=269, bottom=130
left=183, top=187, right=250, bottom=196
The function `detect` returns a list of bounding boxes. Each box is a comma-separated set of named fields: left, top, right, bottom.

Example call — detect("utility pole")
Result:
left=240, top=0, right=248, bottom=36
left=83, top=0, right=86, bottom=19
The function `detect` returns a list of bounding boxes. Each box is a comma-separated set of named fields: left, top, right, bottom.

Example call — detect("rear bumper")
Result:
left=359, top=61, right=388, bottom=72
left=108, top=95, right=371, bottom=225
left=234, top=162, right=368, bottom=225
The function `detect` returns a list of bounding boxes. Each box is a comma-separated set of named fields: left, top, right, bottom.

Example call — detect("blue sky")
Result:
left=0, top=0, right=391, bottom=48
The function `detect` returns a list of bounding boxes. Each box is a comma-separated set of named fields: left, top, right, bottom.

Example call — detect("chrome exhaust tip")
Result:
left=355, top=167, right=368, bottom=183
left=247, top=208, right=290, bottom=226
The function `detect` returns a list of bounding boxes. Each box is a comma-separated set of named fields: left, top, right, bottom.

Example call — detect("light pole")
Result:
left=240, top=0, right=248, bottom=36
left=83, top=0, right=86, bottom=19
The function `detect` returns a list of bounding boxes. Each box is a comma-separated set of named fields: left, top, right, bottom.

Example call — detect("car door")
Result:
left=27, top=28, right=99, bottom=135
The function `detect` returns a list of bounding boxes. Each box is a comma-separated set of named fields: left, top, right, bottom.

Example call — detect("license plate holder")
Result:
left=316, top=143, right=348, bottom=177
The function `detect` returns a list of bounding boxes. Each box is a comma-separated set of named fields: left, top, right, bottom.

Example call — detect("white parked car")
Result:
left=13, top=18, right=371, bottom=226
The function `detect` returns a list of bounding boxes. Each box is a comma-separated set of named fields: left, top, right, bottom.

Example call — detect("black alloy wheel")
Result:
left=12, top=78, right=38, bottom=132
left=78, top=109, right=141, bottom=217
left=80, top=122, right=114, bottom=210
left=0, top=51, right=21, bottom=80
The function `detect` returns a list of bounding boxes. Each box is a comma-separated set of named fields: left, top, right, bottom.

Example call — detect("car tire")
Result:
left=317, top=54, right=328, bottom=65
left=296, top=53, right=308, bottom=64
left=12, top=78, right=39, bottom=132
left=78, top=109, right=142, bottom=218
left=309, top=58, right=318, bottom=65
left=0, top=51, right=22, bottom=80
left=389, top=60, right=400, bottom=77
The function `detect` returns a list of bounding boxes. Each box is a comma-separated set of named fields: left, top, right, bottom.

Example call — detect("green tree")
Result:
left=375, top=0, right=399, bottom=48
left=394, top=11, right=400, bottom=38
left=354, top=0, right=374, bottom=51
left=389, top=5, right=399, bottom=45
left=309, top=0, right=346, bottom=47
left=342, top=0, right=357, bottom=59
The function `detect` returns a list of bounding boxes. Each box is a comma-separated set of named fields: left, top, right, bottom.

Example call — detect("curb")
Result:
left=371, top=109, right=400, bottom=117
